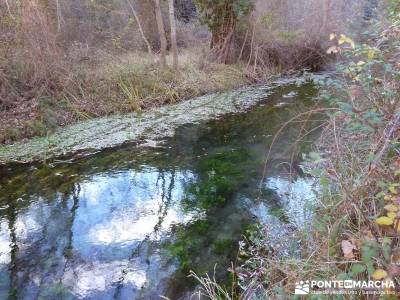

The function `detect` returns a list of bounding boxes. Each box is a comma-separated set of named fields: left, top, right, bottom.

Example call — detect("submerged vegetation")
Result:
left=166, top=148, right=260, bottom=283
left=183, top=148, right=259, bottom=211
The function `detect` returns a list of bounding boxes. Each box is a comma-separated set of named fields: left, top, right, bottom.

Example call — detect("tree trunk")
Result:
left=154, top=0, right=167, bottom=68
left=168, top=0, right=178, bottom=69
left=4, top=0, right=14, bottom=19
left=126, top=0, right=152, bottom=55
left=55, top=0, right=63, bottom=33
left=210, top=3, right=236, bottom=64
left=321, top=0, right=332, bottom=34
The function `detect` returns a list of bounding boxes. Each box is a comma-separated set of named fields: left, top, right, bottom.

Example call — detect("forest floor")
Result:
left=0, top=49, right=253, bottom=145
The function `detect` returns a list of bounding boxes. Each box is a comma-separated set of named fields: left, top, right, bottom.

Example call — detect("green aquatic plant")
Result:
left=167, top=219, right=211, bottom=272
left=166, top=147, right=261, bottom=285
left=183, top=148, right=259, bottom=211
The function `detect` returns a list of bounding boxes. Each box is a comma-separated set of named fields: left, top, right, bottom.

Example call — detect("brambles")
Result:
left=191, top=3, right=400, bottom=299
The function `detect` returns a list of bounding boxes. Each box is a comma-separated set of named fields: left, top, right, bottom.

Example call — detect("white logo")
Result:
left=295, top=280, right=310, bottom=295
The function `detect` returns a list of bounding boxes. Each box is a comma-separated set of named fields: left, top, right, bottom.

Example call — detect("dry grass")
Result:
left=0, top=0, right=342, bottom=144
left=0, top=48, right=247, bottom=144
left=0, top=0, right=250, bottom=144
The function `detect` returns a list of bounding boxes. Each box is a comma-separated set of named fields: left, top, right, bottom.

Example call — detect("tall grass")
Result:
left=0, top=48, right=246, bottom=144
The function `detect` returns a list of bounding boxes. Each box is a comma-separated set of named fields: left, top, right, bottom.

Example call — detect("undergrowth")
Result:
left=193, top=5, right=400, bottom=300
left=0, top=49, right=247, bottom=144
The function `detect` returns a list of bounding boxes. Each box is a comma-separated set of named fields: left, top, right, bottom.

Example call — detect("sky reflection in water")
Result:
left=0, top=82, right=323, bottom=299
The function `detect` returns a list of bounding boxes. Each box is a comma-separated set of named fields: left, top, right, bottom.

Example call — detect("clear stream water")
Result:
left=0, top=82, right=323, bottom=299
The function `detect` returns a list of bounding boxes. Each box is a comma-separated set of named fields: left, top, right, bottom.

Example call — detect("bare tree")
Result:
left=55, top=0, right=63, bottom=33
left=126, top=0, right=153, bottom=55
left=168, top=0, right=178, bottom=69
left=4, top=0, right=13, bottom=19
left=154, top=0, right=167, bottom=68
left=321, top=0, right=332, bottom=34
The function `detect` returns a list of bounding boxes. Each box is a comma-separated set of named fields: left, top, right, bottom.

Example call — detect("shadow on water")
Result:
left=0, top=82, right=324, bottom=299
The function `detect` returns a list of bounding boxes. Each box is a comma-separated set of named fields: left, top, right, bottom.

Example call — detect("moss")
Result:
left=183, top=148, right=259, bottom=211
left=167, top=219, right=211, bottom=272
left=213, top=238, right=233, bottom=255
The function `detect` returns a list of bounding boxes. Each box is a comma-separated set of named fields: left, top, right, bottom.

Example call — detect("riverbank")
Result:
left=0, top=76, right=322, bottom=164
left=219, top=10, right=400, bottom=299
left=1, top=49, right=254, bottom=145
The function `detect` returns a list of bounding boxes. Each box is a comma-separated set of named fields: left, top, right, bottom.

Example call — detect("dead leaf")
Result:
left=350, top=238, right=361, bottom=249
left=391, top=250, right=400, bottom=264
left=376, top=216, right=394, bottom=226
left=394, top=157, right=400, bottom=169
left=385, top=204, right=399, bottom=212
left=372, top=269, right=388, bottom=280
left=348, top=86, right=364, bottom=99
left=388, top=265, right=400, bottom=277
left=327, top=46, right=340, bottom=54
left=341, top=240, right=357, bottom=259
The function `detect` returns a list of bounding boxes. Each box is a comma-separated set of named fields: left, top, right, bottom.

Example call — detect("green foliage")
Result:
left=233, top=4, right=400, bottom=297
left=193, top=0, right=254, bottom=31
left=387, top=0, right=400, bottom=18
left=306, top=3, right=400, bottom=292
left=213, top=238, right=233, bottom=255
left=361, top=239, right=379, bottom=276
left=260, top=12, right=274, bottom=29
left=323, top=32, right=399, bottom=137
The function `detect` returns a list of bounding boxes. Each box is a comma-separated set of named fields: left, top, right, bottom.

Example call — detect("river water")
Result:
left=0, top=81, right=322, bottom=299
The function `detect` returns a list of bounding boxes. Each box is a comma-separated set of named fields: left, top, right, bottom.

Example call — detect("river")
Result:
left=0, top=80, right=323, bottom=299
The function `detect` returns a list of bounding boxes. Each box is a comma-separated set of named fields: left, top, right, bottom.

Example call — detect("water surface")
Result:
left=0, top=82, right=322, bottom=299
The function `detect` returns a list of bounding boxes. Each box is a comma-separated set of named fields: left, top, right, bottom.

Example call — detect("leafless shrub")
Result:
left=238, top=0, right=366, bottom=72
left=20, top=0, right=64, bottom=86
